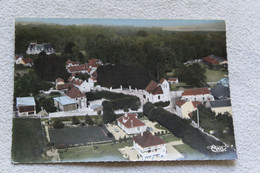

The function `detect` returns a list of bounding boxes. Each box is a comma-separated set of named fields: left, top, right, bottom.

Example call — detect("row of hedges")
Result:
left=85, top=90, right=132, bottom=102
left=143, top=102, right=237, bottom=159
left=153, top=101, right=170, bottom=107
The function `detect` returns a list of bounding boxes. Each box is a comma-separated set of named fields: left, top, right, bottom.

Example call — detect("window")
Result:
left=158, top=95, right=160, bottom=100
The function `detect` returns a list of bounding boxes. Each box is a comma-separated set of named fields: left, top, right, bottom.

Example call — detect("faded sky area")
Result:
left=15, top=18, right=224, bottom=28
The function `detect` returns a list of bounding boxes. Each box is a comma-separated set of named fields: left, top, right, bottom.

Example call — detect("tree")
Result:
left=71, top=116, right=80, bottom=125
left=53, top=120, right=65, bottom=129
left=85, top=116, right=94, bottom=125
left=102, top=101, right=115, bottom=124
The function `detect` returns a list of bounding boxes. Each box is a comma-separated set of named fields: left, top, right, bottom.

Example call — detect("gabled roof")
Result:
left=168, top=77, right=178, bottom=82
left=145, top=80, right=164, bottom=95
left=133, top=131, right=165, bottom=148
left=117, top=113, right=145, bottom=128
left=66, top=87, right=85, bottom=98
left=159, top=78, right=166, bottom=84
left=56, top=78, right=64, bottom=83
left=176, top=100, right=186, bottom=107
left=67, top=64, right=88, bottom=73
left=66, top=59, right=80, bottom=66
left=209, top=100, right=231, bottom=108
left=192, top=101, right=201, bottom=108
left=57, top=83, right=73, bottom=90
left=182, top=88, right=210, bottom=96
left=203, top=55, right=226, bottom=65
left=23, top=58, right=33, bottom=64
left=16, top=97, right=35, bottom=106
left=70, top=78, right=84, bottom=86
left=53, top=96, right=77, bottom=105
left=211, top=84, right=230, bottom=100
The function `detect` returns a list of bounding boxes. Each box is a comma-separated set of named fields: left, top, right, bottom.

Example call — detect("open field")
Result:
left=59, top=141, right=131, bottom=162
left=49, top=125, right=113, bottom=145
left=12, top=118, right=50, bottom=163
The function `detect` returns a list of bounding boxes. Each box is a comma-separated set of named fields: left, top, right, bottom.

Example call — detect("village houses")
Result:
left=175, top=100, right=201, bottom=119
left=133, top=131, right=167, bottom=160
left=181, top=88, right=214, bottom=103
left=168, top=77, right=179, bottom=84
left=26, top=43, right=55, bottom=55
left=68, top=76, right=94, bottom=93
left=117, top=113, right=146, bottom=135
left=65, top=87, right=87, bottom=108
left=144, top=78, right=170, bottom=103
left=53, top=96, right=78, bottom=112
left=16, top=97, right=36, bottom=117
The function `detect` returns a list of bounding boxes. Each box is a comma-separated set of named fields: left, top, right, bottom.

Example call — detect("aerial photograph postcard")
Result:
left=12, top=18, right=237, bottom=163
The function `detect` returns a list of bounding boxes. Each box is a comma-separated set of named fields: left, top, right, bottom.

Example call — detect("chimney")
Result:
left=131, top=120, right=133, bottom=127
left=124, top=112, right=127, bottom=118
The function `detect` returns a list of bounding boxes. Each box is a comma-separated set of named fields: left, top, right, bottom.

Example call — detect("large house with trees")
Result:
left=133, top=131, right=167, bottom=160
left=144, top=78, right=170, bottom=103
left=16, top=97, right=36, bottom=117
left=117, top=113, right=146, bottom=134
left=26, top=43, right=55, bottom=55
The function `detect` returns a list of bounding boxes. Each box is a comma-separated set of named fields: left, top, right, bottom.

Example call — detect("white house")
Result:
left=181, top=88, right=214, bottom=103
left=117, top=113, right=147, bottom=135
left=26, top=43, right=55, bottom=55
left=133, top=131, right=167, bottom=161
left=16, top=97, right=36, bottom=117
left=68, top=76, right=94, bottom=92
left=65, top=87, right=87, bottom=108
left=144, top=78, right=170, bottom=103
left=168, top=77, right=179, bottom=84
left=175, top=100, right=201, bottom=119
left=66, top=59, right=80, bottom=68
left=53, top=96, right=77, bottom=112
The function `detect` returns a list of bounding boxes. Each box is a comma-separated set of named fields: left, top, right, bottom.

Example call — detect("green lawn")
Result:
left=205, top=68, right=228, bottom=82
left=174, top=143, right=208, bottom=160
left=59, top=141, right=132, bottom=162
left=161, top=133, right=181, bottom=143
left=12, top=118, right=50, bottom=163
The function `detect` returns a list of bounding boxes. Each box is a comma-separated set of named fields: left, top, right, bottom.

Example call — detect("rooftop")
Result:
left=53, top=96, right=77, bottom=105
left=16, top=97, right=36, bottom=106
left=133, top=131, right=165, bottom=148
left=182, top=88, right=210, bottom=96
left=210, top=99, right=231, bottom=108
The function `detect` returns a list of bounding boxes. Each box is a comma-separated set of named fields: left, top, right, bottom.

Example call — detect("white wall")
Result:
left=1, top=0, right=260, bottom=172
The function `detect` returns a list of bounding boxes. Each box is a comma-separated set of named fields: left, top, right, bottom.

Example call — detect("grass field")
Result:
left=174, top=143, right=207, bottom=160
left=161, top=133, right=181, bottom=143
left=49, top=125, right=113, bottom=145
left=59, top=141, right=131, bottom=162
left=12, top=118, right=49, bottom=163
left=205, top=68, right=228, bottom=82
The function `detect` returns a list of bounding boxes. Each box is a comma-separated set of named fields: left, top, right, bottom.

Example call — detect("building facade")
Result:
left=16, top=97, right=36, bottom=117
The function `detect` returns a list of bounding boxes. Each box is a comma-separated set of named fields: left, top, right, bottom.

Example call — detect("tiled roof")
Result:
left=67, top=64, right=88, bottom=73
left=133, top=131, right=165, bottom=148
left=66, top=59, right=79, bottom=66
left=66, top=87, right=85, bottom=98
left=56, top=78, right=64, bottom=83
left=70, top=78, right=84, bottom=86
left=192, top=101, right=201, bottom=108
left=117, top=113, right=145, bottom=128
left=182, top=88, right=210, bottom=96
left=57, top=83, right=73, bottom=90
left=23, top=58, right=33, bottom=64
left=168, top=77, right=178, bottom=82
left=176, top=100, right=186, bottom=107
left=203, top=55, right=226, bottom=65
left=209, top=99, right=231, bottom=108
left=145, top=80, right=164, bottom=95
left=159, top=78, right=166, bottom=84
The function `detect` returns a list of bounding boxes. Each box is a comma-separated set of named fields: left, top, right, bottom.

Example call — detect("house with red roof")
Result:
left=181, top=88, right=214, bottom=103
left=144, top=78, right=170, bottom=103
left=168, top=77, right=179, bottom=84
left=117, top=113, right=146, bottom=135
left=175, top=100, right=201, bottom=119
left=203, top=54, right=227, bottom=67
left=55, top=78, right=73, bottom=91
left=66, top=59, right=80, bottom=68
left=133, top=131, right=167, bottom=160
left=68, top=76, right=94, bottom=92
left=65, top=87, right=87, bottom=108
left=67, top=64, right=89, bottom=74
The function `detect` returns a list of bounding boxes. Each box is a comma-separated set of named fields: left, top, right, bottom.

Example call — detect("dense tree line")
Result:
left=34, top=52, right=70, bottom=81
left=97, top=64, right=151, bottom=89
left=16, top=24, right=227, bottom=81
left=143, top=102, right=236, bottom=158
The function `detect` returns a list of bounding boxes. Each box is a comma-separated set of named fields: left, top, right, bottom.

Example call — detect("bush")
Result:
left=53, top=120, right=65, bottom=129
left=153, top=101, right=170, bottom=107
left=102, top=101, right=115, bottom=124
left=81, top=122, right=85, bottom=126
left=107, top=132, right=113, bottom=138
left=71, top=116, right=80, bottom=125
left=85, top=116, right=94, bottom=125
